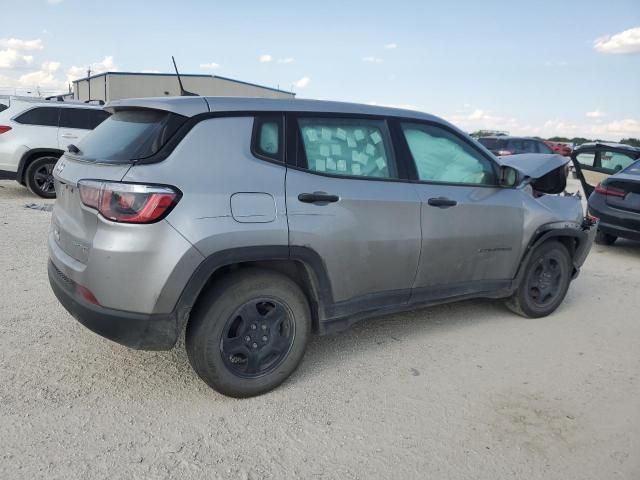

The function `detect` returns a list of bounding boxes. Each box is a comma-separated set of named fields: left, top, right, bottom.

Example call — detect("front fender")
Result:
left=513, top=219, right=597, bottom=289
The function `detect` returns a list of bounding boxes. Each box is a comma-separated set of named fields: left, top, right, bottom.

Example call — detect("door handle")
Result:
left=427, top=197, right=457, bottom=208
left=61, top=133, right=78, bottom=139
left=298, top=192, right=340, bottom=204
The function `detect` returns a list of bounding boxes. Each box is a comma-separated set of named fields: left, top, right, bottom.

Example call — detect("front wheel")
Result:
left=186, top=269, right=311, bottom=398
left=25, top=156, right=58, bottom=198
left=506, top=241, right=572, bottom=318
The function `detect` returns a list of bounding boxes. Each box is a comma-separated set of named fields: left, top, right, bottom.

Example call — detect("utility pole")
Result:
left=87, top=68, right=92, bottom=101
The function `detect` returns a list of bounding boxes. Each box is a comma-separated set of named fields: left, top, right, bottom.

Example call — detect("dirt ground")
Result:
left=1, top=178, right=639, bottom=480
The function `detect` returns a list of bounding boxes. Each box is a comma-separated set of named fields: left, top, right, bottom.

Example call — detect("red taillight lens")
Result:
left=497, top=149, right=513, bottom=156
left=594, top=182, right=625, bottom=198
left=78, top=180, right=180, bottom=224
left=0, top=125, right=12, bottom=134
left=75, top=284, right=99, bottom=305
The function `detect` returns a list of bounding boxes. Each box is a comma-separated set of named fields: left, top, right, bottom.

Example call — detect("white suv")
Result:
left=0, top=96, right=109, bottom=198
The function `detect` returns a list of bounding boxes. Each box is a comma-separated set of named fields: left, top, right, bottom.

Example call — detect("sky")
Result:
left=1, top=0, right=639, bottom=140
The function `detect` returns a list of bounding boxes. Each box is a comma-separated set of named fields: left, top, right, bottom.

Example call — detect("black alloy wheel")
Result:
left=220, top=298, right=295, bottom=378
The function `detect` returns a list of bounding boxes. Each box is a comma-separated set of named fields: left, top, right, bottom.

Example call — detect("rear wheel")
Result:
left=595, top=230, right=617, bottom=246
left=506, top=241, right=572, bottom=318
left=186, top=269, right=311, bottom=398
left=25, top=156, right=58, bottom=198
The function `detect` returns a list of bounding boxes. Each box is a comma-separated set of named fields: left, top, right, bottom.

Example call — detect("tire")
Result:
left=186, top=269, right=311, bottom=398
left=25, top=156, right=59, bottom=199
left=506, top=241, right=572, bottom=318
left=595, top=230, right=617, bottom=246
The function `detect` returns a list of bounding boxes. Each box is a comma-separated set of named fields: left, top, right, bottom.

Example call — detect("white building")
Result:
left=72, top=72, right=295, bottom=103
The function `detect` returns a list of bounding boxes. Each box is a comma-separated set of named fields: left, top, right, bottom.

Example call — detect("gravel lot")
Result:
left=1, top=178, right=639, bottom=480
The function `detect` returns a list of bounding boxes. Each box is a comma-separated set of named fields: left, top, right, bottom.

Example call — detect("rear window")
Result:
left=76, top=109, right=185, bottom=163
left=477, top=138, right=504, bottom=150
left=622, top=159, right=640, bottom=176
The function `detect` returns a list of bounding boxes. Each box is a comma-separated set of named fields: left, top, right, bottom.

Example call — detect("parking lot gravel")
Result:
left=1, top=178, right=639, bottom=480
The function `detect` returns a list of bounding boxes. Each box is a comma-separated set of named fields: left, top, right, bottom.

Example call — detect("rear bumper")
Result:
left=597, top=221, right=640, bottom=241
left=589, top=196, right=640, bottom=241
left=48, top=260, right=178, bottom=350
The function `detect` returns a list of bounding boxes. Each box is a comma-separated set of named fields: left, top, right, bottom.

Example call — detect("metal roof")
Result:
left=71, top=71, right=294, bottom=96
left=105, top=96, right=443, bottom=123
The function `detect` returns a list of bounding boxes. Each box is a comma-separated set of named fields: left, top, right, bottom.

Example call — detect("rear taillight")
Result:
left=0, top=125, right=12, bottom=134
left=594, top=182, right=625, bottom=198
left=78, top=180, right=181, bottom=224
left=497, top=149, right=513, bottom=156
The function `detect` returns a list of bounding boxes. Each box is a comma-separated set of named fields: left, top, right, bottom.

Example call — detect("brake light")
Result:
left=594, top=182, right=625, bottom=198
left=497, top=149, right=513, bottom=156
left=0, top=125, right=11, bottom=134
left=78, top=180, right=181, bottom=223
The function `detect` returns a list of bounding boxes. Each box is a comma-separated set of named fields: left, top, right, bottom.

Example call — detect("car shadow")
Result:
left=160, top=296, right=523, bottom=394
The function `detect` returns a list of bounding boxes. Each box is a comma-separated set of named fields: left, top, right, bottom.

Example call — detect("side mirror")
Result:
left=499, top=165, right=519, bottom=187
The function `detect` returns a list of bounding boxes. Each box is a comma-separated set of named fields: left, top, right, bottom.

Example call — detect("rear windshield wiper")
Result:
left=68, top=144, right=82, bottom=155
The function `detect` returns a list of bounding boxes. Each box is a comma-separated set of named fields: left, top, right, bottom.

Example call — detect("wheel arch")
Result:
left=172, top=246, right=333, bottom=336
left=17, top=148, right=64, bottom=184
left=513, top=224, right=588, bottom=288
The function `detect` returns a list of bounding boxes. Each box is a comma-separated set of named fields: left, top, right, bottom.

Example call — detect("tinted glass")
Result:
left=0, top=104, right=8, bottom=113
left=522, top=140, right=537, bottom=153
left=76, top=109, right=185, bottom=163
left=601, top=151, right=635, bottom=173
left=477, top=138, right=505, bottom=150
left=15, top=107, right=60, bottom=127
left=88, top=110, right=110, bottom=129
left=298, top=117, right=397, bottom=179
left=536, top=141, right=553, bottom=154
left=59, top=108, right=91, bottom=129
left=253, top=116, right=283, bottom=161
left=402, top=123, right=496, bottom=185
left=622, top=159, right=640, bottom=176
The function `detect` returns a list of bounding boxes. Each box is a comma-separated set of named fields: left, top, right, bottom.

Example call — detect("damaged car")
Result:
left=48, top=97, right=597, bottom=397
left=571, top=142, right=640, bottom=245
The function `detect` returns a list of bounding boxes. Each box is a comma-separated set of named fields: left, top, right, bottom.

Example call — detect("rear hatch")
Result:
left=52, top=97, right=209, bottom=264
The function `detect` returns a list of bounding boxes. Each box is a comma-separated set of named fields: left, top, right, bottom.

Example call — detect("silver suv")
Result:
left=48, top=97, right=596, bottom=397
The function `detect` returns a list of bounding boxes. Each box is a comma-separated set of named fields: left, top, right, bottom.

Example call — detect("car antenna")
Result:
left=171, top=56, right=198, bottom=96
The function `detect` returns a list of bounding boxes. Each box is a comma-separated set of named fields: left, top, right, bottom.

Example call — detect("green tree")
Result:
left=620, top=137, right=640, bottom=147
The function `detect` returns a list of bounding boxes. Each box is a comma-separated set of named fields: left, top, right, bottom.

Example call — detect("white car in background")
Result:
left=0, top=96, right=109, bottom=198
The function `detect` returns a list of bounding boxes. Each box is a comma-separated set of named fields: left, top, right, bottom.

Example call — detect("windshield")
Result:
left=76, top=109, right=186, bottom=163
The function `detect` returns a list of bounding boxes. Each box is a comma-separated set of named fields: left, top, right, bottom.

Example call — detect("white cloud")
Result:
left=199, top=62, right=220, bottom=70
left=0, top=49, right=37, bottom=69
left=362, top=56, right=383, bottom=63
left=593, top=26, right=640, bottom=54
left=293, top=76, right=310, bottom=89
left=65, top=55, right=117, bottom=84
left=0, top=38, right=44, bottom=51
left=384, top=43, right=397, bottom=49
left=277, top=57, right=294, bottom=64
left=47, top=0, right=64, bottom=4
left=586, top=110, right=607, bottom=118
left=259, top=54, right=273, bottom=63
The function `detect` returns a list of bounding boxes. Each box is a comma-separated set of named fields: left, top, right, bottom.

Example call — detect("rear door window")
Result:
left=297, top=117, right=397, bottom=179
left=14, top=107, right=60, bottom=127
left=76, top=109, right=185, bottom=163
left=59, top=108, right=91, bottom=129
